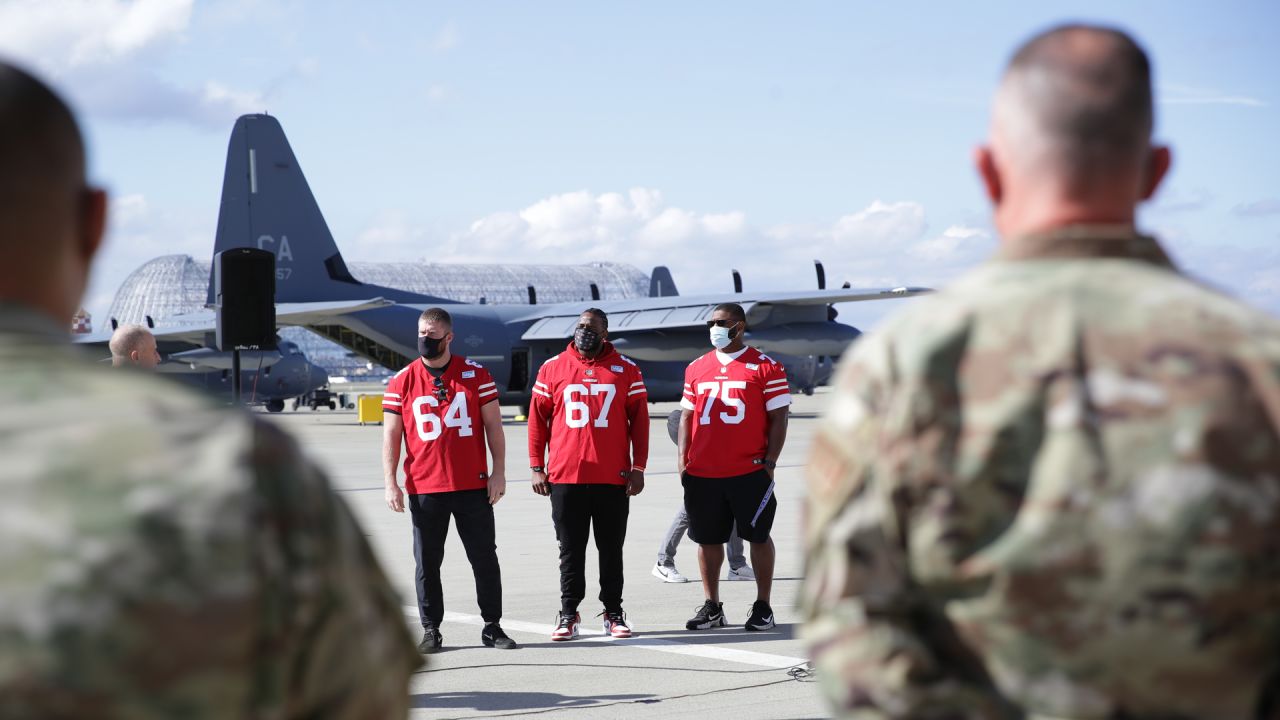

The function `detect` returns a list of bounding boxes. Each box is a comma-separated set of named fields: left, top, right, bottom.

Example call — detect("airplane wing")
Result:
left=73, top=297, right=396, bottom=345
left=516, top=286, right=930, bottom=340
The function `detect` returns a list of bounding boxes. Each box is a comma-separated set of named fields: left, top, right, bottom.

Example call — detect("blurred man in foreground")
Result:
left=0, top=61, right=420, bottom=718
left=802, top=24, right=1280, bottom=719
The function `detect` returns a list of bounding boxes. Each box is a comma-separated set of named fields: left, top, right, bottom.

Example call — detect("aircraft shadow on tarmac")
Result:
left=411, top=690, right=657, bottom=712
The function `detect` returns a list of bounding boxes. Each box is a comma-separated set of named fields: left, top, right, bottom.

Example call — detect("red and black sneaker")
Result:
left=551, top=611, right=580, bottom=641
left=601, top=609, right=632, bottom=638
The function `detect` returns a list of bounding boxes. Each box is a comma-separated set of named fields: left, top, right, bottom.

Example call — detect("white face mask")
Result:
left=709, top=325, right=734, bottom=350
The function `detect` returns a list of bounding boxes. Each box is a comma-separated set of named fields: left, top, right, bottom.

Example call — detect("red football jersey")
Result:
left=528, top=342, right=650, bottom=485
left=383, top=356, right=499, bottom=494
left=680, top=346, right=791, bottom=478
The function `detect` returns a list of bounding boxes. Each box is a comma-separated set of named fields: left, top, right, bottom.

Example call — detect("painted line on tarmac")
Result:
left=404, top=606, right=806, bottom=669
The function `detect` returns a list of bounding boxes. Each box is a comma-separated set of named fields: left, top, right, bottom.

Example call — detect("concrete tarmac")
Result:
left=264, top=389, right=834, bottom=720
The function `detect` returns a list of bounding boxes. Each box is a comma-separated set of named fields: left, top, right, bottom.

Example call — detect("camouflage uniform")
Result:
left=0, top=304, right=422, bottom=719
left=801, top=226, right=1280, bottom=719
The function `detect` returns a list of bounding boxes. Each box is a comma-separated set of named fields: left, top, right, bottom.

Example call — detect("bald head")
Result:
left=979, top=25, right=1170, bottom=237
left=109, top=325, right=160, bottom=369
left=0, top=61, right=107, bottom=325
left=997, top=25, right=1152, bottom=178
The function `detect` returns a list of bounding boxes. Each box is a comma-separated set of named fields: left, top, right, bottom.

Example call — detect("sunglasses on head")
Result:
left=705, top=319, right=740, bottom=328
left=432, top=377, right=450, bottom=403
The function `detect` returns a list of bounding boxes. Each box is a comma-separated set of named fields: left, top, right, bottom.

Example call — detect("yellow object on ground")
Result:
left=357, top=394, right=384, bottom=425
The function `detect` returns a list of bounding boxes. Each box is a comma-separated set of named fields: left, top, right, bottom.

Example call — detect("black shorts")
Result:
left=682, top=469, right=777, bottom=545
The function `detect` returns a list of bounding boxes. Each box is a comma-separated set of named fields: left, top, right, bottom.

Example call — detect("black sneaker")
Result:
left=744, top=600, right=776, bottom=631
left=417, top=625, right=443, bottom=654
left=685, top=599, right=726, bottom=630
left=481, top=622, right=518, bottom=649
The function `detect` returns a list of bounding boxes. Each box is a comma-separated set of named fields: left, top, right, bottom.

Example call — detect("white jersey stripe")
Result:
left=630, top=381, right=645, bottom=388
left=627, top=389, right=646, bottom=396
left=764, top=394, right=792, bottom=412
left=763, top=386, right=789, bottom=394
left=384, top=392, right=402, bottom=398
left=765, top=379, right=788, bottom=386
left=532, top=388, right=552, bottom=398
left=478, top=382, right=496, bottom=389
left=383, top=400, right=402, bottom=406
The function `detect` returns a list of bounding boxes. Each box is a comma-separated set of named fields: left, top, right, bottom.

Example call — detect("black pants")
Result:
left=550, top=483, right=629, bottom=614
left=410, top=489, right=502, bottom=627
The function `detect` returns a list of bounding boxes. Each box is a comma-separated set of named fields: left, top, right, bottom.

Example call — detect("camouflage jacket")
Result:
left=0, top=305, right=421, bottom=719
left=801, top=226, right=1280, bottom=719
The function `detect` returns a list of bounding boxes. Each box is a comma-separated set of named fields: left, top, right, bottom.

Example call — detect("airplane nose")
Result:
left=310, top=364, right=329, bottom=388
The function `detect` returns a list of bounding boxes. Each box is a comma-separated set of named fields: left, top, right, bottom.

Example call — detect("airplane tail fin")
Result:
left=210, top=115, right=433, bottom=305
left=649, top=266, right=679, bottom=297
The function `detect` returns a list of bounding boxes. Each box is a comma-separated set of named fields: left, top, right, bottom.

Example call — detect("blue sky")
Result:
left=2, top=0, right=1276, bottom=331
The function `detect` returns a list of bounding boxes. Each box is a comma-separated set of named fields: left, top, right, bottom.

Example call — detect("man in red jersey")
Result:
left=679, top=302, right=789, bottom=633
left=383, top=307, right=517, bottom=653
left=529, top=308, right=649, bottom=641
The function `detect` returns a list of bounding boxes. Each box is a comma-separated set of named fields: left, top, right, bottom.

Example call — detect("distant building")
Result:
left=71, top=308, right=92, bottom=334
left=107, top=254, right=651, bottom=379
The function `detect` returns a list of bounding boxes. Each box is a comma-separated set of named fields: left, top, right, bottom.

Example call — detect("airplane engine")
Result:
left=746, top=322, right=860, bottom=358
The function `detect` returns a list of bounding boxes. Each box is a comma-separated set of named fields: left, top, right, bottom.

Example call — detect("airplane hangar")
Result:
left=107, top=253, right=652, bottom=379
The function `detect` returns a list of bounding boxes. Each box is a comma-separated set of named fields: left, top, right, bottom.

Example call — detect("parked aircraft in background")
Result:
left=208, top=113, right=927, bottom=407
left=73, top=327, right=331, bottom=412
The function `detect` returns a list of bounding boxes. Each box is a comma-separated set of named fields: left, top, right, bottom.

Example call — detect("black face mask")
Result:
left=574, top=327, right=602, bottom=355
left=418, top=334, right=446, bottom=360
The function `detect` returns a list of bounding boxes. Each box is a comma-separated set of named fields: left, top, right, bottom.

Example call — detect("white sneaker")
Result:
left=727, top=565, right=756, bottom=581
left=652, top=563, right=688, bottom=583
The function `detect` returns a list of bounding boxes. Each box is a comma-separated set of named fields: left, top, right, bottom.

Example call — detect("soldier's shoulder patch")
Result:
left=746, top=363, right=759, bottom=370
left=461, top=370, right=476, bottom=379
left=611, top=365, right=624, bottom=373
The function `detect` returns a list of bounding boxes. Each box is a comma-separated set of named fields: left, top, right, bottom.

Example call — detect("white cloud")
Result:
left=1152, top=187, right=1213, bottom=214
left=110, top=193, right=149, bottom=225
left=358, top=190, right=950, bottom=298
left=431, top=21, right=460, bottom=53
left=82, top=190, right=212, bottom=324
left=200, top=81, right=265, bottom=116
left=0, top=0, right=192, bottom=72
left=426, top=84, right=449, bottom=103
left=0, top=0, right=267, bottom=128
left=909, top=224, right=992, bottom=262
left=1233, top=198, right=1280, bottom=217
left=1159, top=83, right=1267, bottom=108
left=828, top=200, right=926, bottom=250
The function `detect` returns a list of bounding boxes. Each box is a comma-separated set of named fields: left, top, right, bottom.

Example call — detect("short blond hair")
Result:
left=108, top=324, right=153, bottom=365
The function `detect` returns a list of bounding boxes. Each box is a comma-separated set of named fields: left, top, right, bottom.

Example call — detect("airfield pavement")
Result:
left=262, top=389, right=835, bottom=720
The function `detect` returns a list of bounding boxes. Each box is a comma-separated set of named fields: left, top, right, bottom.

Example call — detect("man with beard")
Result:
left=383, top=307, right=517, bottom=653
left=679, top=302, right=790, bottom=634
left=529, top=308, right=649, bottom=640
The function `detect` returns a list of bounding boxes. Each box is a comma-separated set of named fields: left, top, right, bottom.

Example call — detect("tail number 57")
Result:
left=697, top=381, right=746, bottom=425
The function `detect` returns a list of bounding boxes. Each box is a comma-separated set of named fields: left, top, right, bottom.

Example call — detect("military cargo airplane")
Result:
left=74, top=316, right=334, bottom=411
left=208, top=114, right=927, bottom=406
